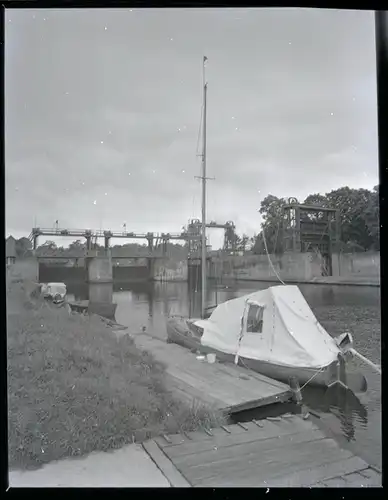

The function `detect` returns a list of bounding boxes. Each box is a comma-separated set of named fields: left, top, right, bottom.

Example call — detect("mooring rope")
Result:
left=299, top=366, right=327, bottom=390
left=262, top=225, right=285, bottom=285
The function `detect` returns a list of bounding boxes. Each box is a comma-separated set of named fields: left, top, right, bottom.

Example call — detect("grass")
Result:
left=7, top=279, right=224, bottom=470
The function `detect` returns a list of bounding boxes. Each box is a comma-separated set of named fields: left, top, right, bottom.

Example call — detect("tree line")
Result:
left=251, top=185, right=379, bottom=255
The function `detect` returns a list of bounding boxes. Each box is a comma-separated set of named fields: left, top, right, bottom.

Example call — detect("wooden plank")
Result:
left=142, top=440, right=191, bottom=488
left=154, top=433, right=187, bottom=447
left=165, top=373, right=226, bottom=410
left=190, top=439, right=352, bottom=486
left=166, top=367, right=238, bottom=408
left=165, top=367, right=253, bottom=407
left=191, top=441, right=350, bottom=486
left=170, top=429, right=326, bottom=469
left=349, top=476, right=382, bottom=487
left=358, top=467, right=382, bottom=479
left=163, top=434, right=187, bottom=446
left=341, top=471, right=371, bottom=487
left=323, top=477, right=349, bottom=487
left=253, top=455, right=370, bottom=487
left=185, top=423, right=249, bottom=443
left=133, top=334, right=291, bottom=413
left=165, top=364, right=285, bottom=407
left=166, top=345, right=291, bottom=405
left=213, top=359, right=288, bottom=389
left=165, top=420, right=317, bottom=460
left=228, top=392, right=290, bottom=413
left=206, top=362, right=288, bottom=395
left=261, top=416, right=316, bottom=435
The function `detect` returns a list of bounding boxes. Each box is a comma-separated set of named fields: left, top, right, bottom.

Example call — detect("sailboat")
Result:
left=166, top=57, right=369, bottom=392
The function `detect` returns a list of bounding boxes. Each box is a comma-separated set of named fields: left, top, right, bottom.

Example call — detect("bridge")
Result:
left=28, top=219, right=237, bottom=256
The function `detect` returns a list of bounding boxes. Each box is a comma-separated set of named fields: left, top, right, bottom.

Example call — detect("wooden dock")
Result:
left=133, top=333, right=291, bottom=414
left=143, top=414, right=382, bottom=487
left=68, top=300, right=117, bottom=320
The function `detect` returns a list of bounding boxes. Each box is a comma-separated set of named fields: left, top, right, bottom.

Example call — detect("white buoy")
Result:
left=207, top=353, right=216, bottom=364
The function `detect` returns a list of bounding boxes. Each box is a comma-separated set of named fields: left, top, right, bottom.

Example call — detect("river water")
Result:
left=66, top=280, right=381, bottom=470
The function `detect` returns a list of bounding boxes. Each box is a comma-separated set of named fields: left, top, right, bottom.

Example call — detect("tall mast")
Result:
left=201, top=56, right=208, bottom=319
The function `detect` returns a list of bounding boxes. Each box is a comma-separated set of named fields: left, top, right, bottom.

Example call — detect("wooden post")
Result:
left=289, top=377, right=302, bottom=404
left=337, top=353, right=347, bottom=387
left=289, top=377, right=310, bottom=419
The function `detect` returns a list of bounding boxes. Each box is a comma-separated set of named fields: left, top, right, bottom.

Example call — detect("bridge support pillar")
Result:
left=147, top=258, right=155, bottom=280
left=88, top=282, right=116, bottom=320
left=86, top=236, right=92, bottom=251
left=146, top=233, right=154, bottom=253
left=87, top=257, right=113, bottom=284
left=162, top=238, right=168, bottom=256
left=104, top=236, right=111, bottom=256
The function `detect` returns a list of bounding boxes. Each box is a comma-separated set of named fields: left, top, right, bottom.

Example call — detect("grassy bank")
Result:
left=7, top=279, right=224, bottom=470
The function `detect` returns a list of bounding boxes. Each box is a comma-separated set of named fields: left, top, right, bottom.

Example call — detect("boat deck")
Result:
left=143, top=414, right=382, bottom=487
left=133, top=333, right=292, bottom=414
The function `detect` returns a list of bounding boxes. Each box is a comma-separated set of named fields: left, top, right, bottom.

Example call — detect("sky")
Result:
left=5, top=8, right=378, bottom=249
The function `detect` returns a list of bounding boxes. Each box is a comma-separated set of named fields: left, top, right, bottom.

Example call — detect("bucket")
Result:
left=207, top=353, right=216, bottom=364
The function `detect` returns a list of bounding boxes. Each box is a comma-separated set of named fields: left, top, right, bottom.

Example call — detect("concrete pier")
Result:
left=88, top=282, right=116, bottom=319
left=87, top=257, right=113, bottom=284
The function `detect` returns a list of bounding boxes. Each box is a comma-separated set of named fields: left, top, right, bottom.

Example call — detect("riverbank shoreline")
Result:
left=6, top=278, right=224, bottom=472
left=220, top=276, right=381, bottom=287
left=155, top=276, right=380, bottom=287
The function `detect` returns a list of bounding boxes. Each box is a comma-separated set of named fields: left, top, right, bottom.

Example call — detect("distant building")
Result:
left=6, top=236, right=16, bottom=265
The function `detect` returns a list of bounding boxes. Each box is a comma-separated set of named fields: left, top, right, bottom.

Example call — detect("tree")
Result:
left=69, top=239, right=84, bottom=249
left=253, top=186, right=379, bottom=254
left=238, top=234, right=250, bottom=252
left=253, top=195, right=291, bottom=254
left=303, top=186, right=379, bottom=251
left=37, top=240, right=57, bottom=256
left=364, top=185, right=380, bottom=250
left=323, top=187, right=377, bottom=251
left=15, top=237, right=32, bottom=258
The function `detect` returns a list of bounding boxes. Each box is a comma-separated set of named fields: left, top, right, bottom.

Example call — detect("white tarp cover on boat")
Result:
left=196, top=285, right=340, bottom=368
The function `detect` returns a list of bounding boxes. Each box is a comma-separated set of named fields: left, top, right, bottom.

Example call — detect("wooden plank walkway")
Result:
left=133, top=333, right=291, bottom=414
left=144, top=414, right=381, bottom=487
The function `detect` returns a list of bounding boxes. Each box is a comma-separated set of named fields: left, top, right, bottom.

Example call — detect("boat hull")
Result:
left=167, top=318, right=342, bottom=388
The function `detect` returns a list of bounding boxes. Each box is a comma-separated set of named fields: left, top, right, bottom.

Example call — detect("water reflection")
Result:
left=302, top=385, right=368, bottom=442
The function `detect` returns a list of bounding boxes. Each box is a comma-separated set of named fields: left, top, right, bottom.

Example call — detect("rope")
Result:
left=262, top=225, right=286, bottom=285
left=273, top=219, right=281, bottom=254
left=299, top=366, right=326, bottom=390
